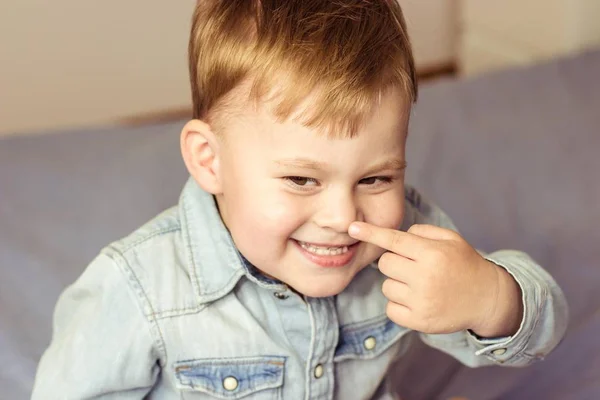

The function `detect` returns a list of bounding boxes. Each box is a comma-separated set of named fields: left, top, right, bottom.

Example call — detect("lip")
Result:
left=292, top=239, right=359, bottom=268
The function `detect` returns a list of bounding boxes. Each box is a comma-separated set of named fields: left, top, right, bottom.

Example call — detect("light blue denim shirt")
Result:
left=32, top=178, right=568, bottom=399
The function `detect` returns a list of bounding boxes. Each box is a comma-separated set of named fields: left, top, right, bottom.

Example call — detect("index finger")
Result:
left=348, top=222, right=424, bottom=259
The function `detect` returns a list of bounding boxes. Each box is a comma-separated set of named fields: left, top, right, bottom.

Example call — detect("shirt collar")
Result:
left=179, top=177, right=286, bottom=304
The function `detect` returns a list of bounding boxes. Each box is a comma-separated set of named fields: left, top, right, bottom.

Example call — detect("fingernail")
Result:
left=348, top=223, right=360, bottom=236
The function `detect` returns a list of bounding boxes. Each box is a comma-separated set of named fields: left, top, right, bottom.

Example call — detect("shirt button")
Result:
left=223, top=376, right=239, bottom=391
left=492, top=348, right=507, bottom=356
left=274, top=292, right=289, bottom=300
left=363, top=336, right=377, bottom=351
left=314, top=364, right=324, bottom=379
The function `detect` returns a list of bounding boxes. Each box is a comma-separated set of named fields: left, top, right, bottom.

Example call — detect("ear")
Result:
left=180, top=119, right=223, bottom=194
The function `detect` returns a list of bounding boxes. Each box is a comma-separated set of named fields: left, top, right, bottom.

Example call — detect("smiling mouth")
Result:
left=295, top=240, right=358, bottom=256
left=292, top=239, right=359, bottom=268
left=298, top=242, right=348, bottom=256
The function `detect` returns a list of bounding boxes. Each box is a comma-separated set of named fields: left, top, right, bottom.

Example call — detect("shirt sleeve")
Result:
left=31, top=252, right=163, bottom=399
left=402, top=186, right=569, bottom=367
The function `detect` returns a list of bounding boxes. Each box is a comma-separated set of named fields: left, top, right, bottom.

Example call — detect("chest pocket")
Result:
left=174, top=356, right=286, bottom=400
left=334, top=315, right=409, bottom=361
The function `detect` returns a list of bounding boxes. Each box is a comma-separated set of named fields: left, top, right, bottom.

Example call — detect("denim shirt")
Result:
left=32, top=178, right=568, bottom=400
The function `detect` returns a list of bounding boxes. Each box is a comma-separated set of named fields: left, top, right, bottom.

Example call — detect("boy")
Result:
left=32, top=1, right=568, bottom=399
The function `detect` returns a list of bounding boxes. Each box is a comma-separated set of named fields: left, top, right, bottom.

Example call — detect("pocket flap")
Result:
left=174, top=356, right=286, bottom=399
left=334, top=315, right=408, bottom=361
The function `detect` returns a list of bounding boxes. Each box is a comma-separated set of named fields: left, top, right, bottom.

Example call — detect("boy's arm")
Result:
left=419, top=249, right=568, bottom=367
left=402, top=187, right=569, bottom=367
left=32, top=253, right=162, bottom=399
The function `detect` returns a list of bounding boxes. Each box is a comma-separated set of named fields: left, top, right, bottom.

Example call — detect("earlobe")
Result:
left=180, top=119, right=223, bottom=194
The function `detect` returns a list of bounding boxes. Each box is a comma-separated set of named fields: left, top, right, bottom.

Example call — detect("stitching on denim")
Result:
left=175, top=374, right=283, bottom=398
left=175, top=355, right=287, bottom=366
left=150, top=268, right=244, bottom=319
left=176, top=380, right=282, bottom=397
left=119, top=226, right=181, bottom=253
left=339, top=314, right=389, bottom=331
left=503, top=282, right=545, bottom=362
left=334, top=315, right=409, bottom=361
left=522, top=284, right=547, bottom=359
left=180, top=185, right=255, bottom=302
left=153, top=304, right=209, bottom=319
left=174, top=356, right=286, bottom=395
left=108, top=249, right=169, bottom=367
left=180, top=191, right=203, bottom=299
left=205, top=269, right=245, bottom=298
left=485, top=253, right=547, bottom=362
left=335, top=327, right=408, bottom=362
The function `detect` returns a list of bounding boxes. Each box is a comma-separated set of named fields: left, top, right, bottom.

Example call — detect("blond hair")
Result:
left=189, top=0, right=417, bottom=137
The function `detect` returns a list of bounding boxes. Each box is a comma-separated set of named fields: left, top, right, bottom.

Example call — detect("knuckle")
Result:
left=390, top=232, right=404, bottom=249
left=429, top=247, right=447, bottom=263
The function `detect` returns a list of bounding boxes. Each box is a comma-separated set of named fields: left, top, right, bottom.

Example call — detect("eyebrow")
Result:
left=364, top=159, right=407, bottom=175
left=275, top=158, right=328, bottom=171
left=275, top=158, right=407, bottom=174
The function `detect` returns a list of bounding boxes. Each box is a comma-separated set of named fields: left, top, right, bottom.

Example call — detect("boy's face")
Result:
left=214, top=89, right=409, bottom=297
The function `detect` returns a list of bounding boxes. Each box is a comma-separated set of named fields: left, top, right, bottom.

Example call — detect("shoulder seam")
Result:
left=119, top=225, right=181, bottom=254
left=104, top=249, right=170, bottom=367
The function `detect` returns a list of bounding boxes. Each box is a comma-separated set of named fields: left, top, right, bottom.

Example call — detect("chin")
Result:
left=290, top=277, right=352, bottom=298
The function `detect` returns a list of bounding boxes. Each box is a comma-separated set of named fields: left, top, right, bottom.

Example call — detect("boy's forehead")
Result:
left=231, top=92, right=409, bottom=166
left=230, top=81, right=411, bottom=140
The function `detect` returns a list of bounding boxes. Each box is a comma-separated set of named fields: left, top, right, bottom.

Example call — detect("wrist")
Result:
left=471, top=262, right=523, bottom=338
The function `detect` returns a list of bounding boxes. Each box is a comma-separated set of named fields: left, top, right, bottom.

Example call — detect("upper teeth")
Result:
left=299, top=241, right=349, bottom=256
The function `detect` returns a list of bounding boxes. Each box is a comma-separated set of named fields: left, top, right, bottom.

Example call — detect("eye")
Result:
left=359, top=176, right=393, bottom=185
left=284, top=176, right=319, bottom=187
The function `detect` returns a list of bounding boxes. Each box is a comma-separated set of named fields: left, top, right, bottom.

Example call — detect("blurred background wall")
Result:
left=1, top=0, right=599, bottom=136
left=0, top=0, right=195, bottom=136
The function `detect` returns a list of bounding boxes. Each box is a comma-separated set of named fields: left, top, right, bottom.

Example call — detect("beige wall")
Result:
left=0, top=0, right=196, bottom=136
left=459, top=0, right=600, bottom=76
left=0, top=0, right=455, bottom=136
left=400, top=0, right=456, bottom=70
left=569, top=1, right=600, bottom=50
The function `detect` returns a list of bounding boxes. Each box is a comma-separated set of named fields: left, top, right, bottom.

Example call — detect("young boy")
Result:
left=32, top=1, right=568, bottom=399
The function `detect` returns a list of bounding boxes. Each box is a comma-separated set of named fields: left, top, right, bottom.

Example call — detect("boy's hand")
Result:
left=348, top=222, right=522, bottom=337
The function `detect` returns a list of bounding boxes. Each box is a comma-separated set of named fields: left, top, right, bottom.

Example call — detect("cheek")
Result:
left=243, top=189, right=308, bottom=238
left=363, top=189, right=405, bottom=229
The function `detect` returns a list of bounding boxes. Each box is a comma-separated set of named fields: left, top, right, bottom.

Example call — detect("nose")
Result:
left=314, top=188, right=360, bottom=233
